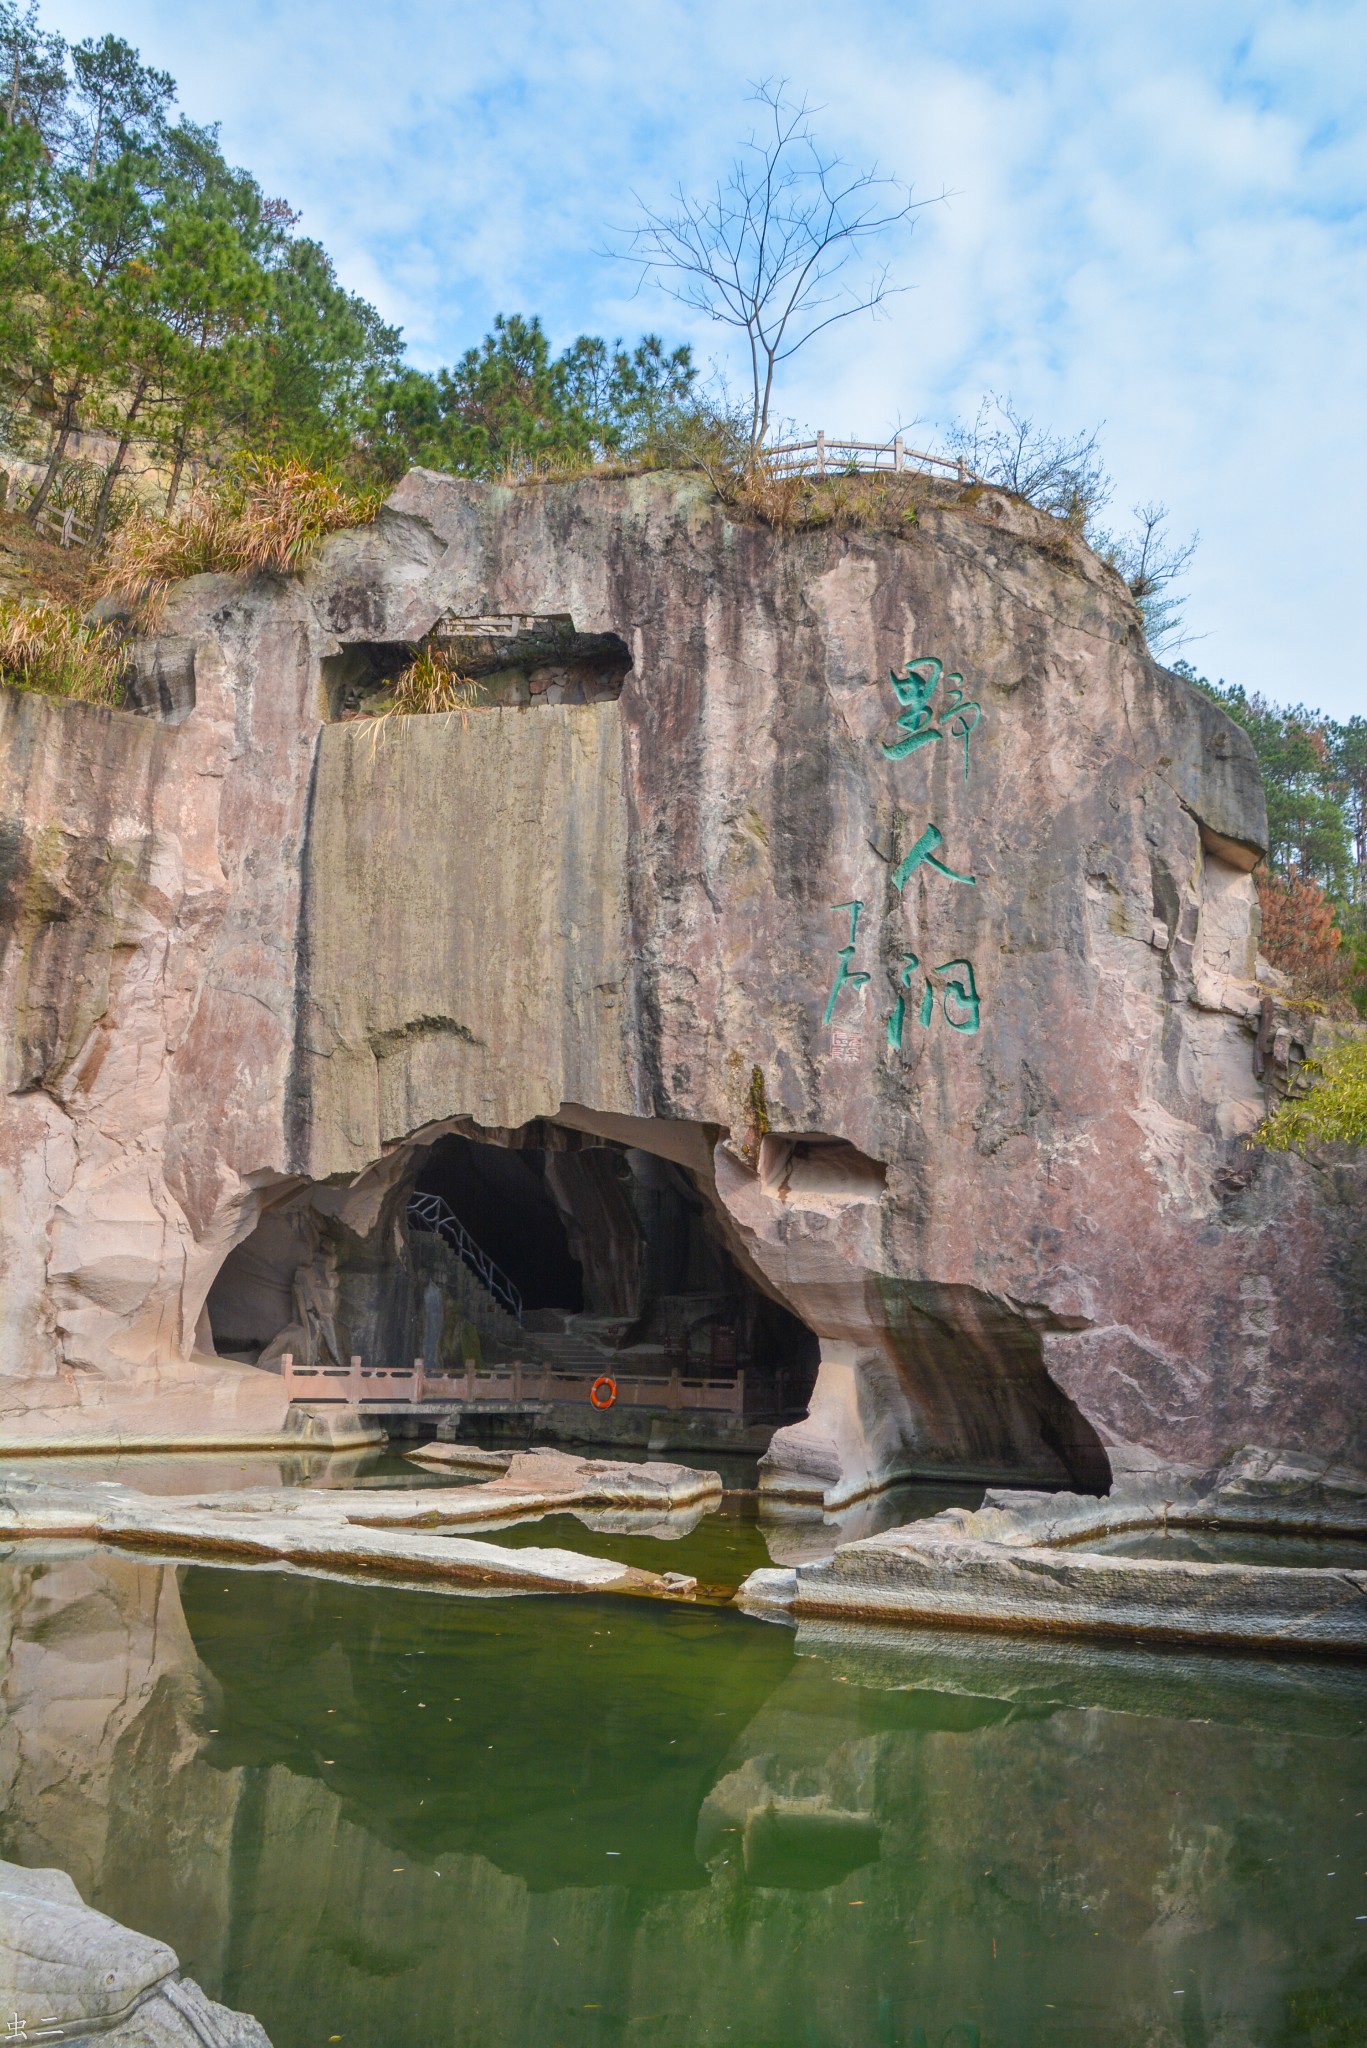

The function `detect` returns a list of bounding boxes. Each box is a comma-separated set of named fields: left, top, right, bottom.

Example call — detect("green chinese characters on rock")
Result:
left=881, top=655, right=981, bottom=782
left=823, top=900, right=871, bottom=1025
left=887, top=954, right=982, bottom=1047
left=892, top=822, right=975, bottom=893
left=820, top=652, right=986, bottom=1059
left=823, top=900, right=982, bottom=1049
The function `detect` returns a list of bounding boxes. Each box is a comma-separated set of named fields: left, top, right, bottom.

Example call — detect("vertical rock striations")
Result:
left=0, top=471, right=1361, bottom=1490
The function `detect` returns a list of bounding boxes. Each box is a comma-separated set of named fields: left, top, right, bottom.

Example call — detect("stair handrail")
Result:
left=407, top=1191, right=523, bottom=1323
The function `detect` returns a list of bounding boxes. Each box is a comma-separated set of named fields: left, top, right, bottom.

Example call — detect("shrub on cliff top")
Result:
left=98, top=455, right=385, bottom=618
left=1257, top=871, right=1356, bottom=1010
left=1257, top=1038, right=1367, bottom=1151
left=0, top=598, right=124, bottom=706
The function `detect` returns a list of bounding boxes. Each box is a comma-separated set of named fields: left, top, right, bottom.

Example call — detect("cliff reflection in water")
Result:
left=0, top=1547, right=1363, bottom=2047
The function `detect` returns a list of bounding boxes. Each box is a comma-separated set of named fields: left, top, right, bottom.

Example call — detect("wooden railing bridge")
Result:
left=281, top=1353, right=745, bottom=1417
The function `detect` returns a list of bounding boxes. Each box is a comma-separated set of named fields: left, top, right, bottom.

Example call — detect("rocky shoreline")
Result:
left=739, top=1448, right=1367, bottom=1654
left=0, top=1451, right=717, bottom=1601
left=0, top=1858, right=271, bottom=2045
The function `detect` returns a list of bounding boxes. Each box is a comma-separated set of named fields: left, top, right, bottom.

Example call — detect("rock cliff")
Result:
left=1, top=469, right=1362, bottom=1493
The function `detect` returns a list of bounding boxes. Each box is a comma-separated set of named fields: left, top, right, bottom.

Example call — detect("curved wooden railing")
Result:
left=766, top=433, right=974, bottom=482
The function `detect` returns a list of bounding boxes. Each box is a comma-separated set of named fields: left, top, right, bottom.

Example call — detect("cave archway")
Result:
left=411, top=1135, right=584, bottom=1314
left=204, top=1120, right=822, bottom=1428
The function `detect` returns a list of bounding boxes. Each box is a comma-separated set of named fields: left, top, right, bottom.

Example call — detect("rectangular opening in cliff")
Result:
left=322, top=615, right=632, bottom=720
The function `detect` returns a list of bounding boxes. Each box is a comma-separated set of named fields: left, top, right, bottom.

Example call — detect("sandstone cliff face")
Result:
left=1, top=470, right=1361, bottom=1488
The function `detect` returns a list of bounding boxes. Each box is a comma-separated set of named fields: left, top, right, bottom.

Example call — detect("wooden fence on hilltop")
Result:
left=766, top=434, right=975, bottom=482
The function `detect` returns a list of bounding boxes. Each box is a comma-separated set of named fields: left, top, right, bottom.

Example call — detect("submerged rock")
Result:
left=399, top=1445, right=721, bottom=1520
left=0, top=1858, right=270, bottom=2044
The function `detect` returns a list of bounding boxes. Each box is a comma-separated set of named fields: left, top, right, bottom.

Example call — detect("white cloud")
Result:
left=41, top=0, right=1367, bottom=715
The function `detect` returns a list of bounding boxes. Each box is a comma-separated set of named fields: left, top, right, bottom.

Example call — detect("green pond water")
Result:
left=474, top=1481, right=984, bottom=1594
left=1, top=1527, right=1364, bottom=2048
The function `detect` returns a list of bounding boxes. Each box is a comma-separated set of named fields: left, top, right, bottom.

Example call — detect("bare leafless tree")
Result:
left=947, top=393, right=1111, bottom=526
left=1096, top=501, right=1199, bottom=655
left=949, top=395, right=1199, bottom=653
left=615, top=83, right=936, bottom=455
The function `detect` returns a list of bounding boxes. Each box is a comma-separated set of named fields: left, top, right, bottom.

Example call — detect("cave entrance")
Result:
left=322, top=616, right=633, bottom=720
left=411, top=1135, right=584, bottom=1316
left=408, top=1130, right=819, bottom=1421
left=204, top=1124, right=820, bottom=1436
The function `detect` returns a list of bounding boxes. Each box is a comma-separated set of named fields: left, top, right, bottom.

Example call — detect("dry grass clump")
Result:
left=386, top=644, right=485, bottom=719
left=486, top=405, right=925, bottom=538
left=0, top=598, right=124, bottom=706
left=99, top=455, right=385, bottom=620
left=720, top=459, right=921, bottom=537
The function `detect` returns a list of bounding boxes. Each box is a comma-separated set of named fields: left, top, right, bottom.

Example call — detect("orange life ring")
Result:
left=589, top=1375, right=617, bottom=1410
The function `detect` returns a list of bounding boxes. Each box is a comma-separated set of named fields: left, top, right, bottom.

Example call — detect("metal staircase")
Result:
left=407, top=1191, right=523, bottom=1322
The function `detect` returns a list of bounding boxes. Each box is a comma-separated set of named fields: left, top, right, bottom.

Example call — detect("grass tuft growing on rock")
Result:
left=0, top=598, right=125, bottom=706
left=99, top=455, right=386, bottom=619
left=486, top=406, right=930, bottom=539
left=387, top=644, right=485, bottom=718
left=1256, top=1038, right=1367, bottom=1151
left=707, top=451, right=924, bottom=538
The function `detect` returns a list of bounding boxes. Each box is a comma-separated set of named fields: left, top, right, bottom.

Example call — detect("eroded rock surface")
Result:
left=0, top=1857, right=270, bottom=2044
left=0, top=1468, right=693, bottom=1599
left=739, top=1446, right=1367, bottom=1652
left=2, top=470, right=1362, bottom=1499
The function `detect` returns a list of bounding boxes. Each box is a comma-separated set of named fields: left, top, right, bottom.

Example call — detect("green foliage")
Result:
left=0, top=4, right=703, bottom=524
left=1256, top=1039, right=1367, bottom=1152
left=1, top=3, right=67, bottom=137
left=67, top=31, right=174, bottom=175
left=361, top=316, right=698, bottom=481
left=1174, top=665, right=1356, bottom=898
left=1170, top=667, right=1365, bottom=1015
left=255, top=236, right=403, bottom=465
left=747, top=1064, right=770, bottom=1135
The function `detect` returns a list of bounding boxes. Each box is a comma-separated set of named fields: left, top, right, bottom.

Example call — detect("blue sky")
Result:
left=44, top=0, right=1367, bottom=717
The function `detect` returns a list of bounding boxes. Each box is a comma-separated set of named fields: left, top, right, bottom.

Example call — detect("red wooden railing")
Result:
left=280, top=1353, right=745, bottom=1416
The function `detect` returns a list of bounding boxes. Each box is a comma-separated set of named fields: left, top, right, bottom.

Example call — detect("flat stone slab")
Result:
left=0, top=1857, right=270, bottom=2044
left=738, top=1447, right=1367, bottom=1655
left=0, top=1465, right=701, bottom=1600
left=390, top=1446, right=723, bottom=1525
left=406, top=1443, right=513, bottom=1473
left=0, top=1384, right=382, bottom=1457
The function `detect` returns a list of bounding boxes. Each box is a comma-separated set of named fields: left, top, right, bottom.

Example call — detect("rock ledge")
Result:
left=738, top=1448, right=1367, bottom=1654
